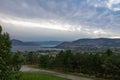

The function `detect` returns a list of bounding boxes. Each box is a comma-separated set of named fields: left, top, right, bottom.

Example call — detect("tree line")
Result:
left=25, top=49, right=120, bottom=80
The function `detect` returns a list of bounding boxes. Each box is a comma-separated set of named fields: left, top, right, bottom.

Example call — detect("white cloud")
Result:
left=0, top=15, right=72, bottom=31
left=109, top=36, right=120, bottom=38
left=0, top=12, right=117, bottom=40
left=106, top=0, right=120, bottom=11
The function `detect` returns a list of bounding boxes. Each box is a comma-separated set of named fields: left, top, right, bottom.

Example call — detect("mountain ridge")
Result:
left=56, top=38, right=120, bottom=51
left=12, top=39, right=62, bottom=47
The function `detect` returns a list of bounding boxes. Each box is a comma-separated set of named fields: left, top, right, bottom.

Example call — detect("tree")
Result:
left=103, top=55, right=120, bottom=79
left=0, top=25, right=23, bottom=80
left=39, top=54, right=50, bottom=68
left=105, top=49, right=113, bottom=56
left=55, top=50, right=65, bottom=70
left=12, top=51, right=24, bottom=71
left=0, top=25, right=12, bottom=80
left=26, top=52, right=38, bottom=64
left=55, top=50, right=74, bottom=72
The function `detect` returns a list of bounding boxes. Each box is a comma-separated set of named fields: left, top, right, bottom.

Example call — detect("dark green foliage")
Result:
left=38, top=49, right=120, bottom=80
left=105, top=49, right=113, bottom=56
left=0, top=25, right=23, bottom=80
left=39, top=54, right=55, bottom=68
left=103, top=55, right=120, bottom=80
left=55, top=50, right=74, bottom=72
left=26, top=52, right=38, bottom=64
left=11, top=51, right=24, bottom=80
left=0, top=25, right=12, bottom=80
left=39, top=55, right=49, bottom=68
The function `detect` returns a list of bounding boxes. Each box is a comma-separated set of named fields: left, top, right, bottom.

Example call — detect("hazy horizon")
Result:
left=12, top=37, right=120, bottom=42
left=0, top=0, right=120, bottom=41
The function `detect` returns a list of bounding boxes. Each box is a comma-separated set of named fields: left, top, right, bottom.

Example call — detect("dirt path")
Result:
left=20, top=65, right=92, bottom=80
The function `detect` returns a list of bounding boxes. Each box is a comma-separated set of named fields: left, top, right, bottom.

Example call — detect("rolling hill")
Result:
left=56, top=38, right=120, bottom=52
left=11, top=39, right=62, bottom=52
left=12, top=39, right=62, bottom=47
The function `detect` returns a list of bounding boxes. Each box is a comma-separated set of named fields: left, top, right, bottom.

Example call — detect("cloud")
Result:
left=0, top=0, right=120, bottom=41
left=0, top=13, right=80, bottom=32
left=106, top=0, right=120, bottom=11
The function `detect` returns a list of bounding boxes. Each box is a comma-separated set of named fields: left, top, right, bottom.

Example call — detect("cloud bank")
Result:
left=0, top=0, right=120, bottom=41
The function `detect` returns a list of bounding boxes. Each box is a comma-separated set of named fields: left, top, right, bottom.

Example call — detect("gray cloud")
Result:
left=0, top=0, right=120, bottom=41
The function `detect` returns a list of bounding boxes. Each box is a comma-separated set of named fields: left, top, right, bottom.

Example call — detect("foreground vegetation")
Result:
left=29, top=65, right=104, bottom=80
left=25, top=49, right=120, bottom=80
left=0, top=25, right=23, bottom=80
left=20, top=72, right=69, bottom=80
left=0, top=25, right=68, bottom=80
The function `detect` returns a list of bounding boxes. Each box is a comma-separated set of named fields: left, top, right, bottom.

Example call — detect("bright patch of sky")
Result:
left=106, top=0, right=120, bottom=11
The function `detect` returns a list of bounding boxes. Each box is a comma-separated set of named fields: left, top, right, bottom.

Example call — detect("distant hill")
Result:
left=12, top=39, right=39, bottom=46
left=73, top=38, right=120, bottom=47
left=11, top=39, right=63, bottom=52
left=56, top=38, right=120, bottom=52
left=12, top=39, right=62, bottom=47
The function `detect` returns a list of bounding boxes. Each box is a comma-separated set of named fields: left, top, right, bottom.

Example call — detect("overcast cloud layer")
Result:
left=0, top=0, right=120, bottom=41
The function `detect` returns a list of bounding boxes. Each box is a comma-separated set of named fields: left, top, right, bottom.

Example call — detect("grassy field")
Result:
left=20, top=72, right=69, bottom=80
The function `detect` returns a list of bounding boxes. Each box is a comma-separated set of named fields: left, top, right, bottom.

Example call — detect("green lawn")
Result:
left=20, top=72, right=69, bottom=80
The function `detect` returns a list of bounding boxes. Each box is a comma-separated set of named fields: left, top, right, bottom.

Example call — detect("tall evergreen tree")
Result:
left=0, top=25, right=12, bottom=80
left=0, top=25, right=23, bottom=80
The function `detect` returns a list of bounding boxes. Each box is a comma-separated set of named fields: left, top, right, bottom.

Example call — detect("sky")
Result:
left=0, top=0, right=120, bottom=41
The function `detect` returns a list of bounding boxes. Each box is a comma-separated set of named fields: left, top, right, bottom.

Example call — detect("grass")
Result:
left=29, top=65, right=104, bottom=80
left=20, top=72, right=69, bottom=80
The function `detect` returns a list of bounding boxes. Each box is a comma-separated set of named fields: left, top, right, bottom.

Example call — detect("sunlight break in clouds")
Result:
left=109, top=36, right=120, bottom=38
left=0, top=14, right=111, bottom=39
left=106, top=0, right=120, bottom=11
left=1, top=17, right=73, bottom=32
left=0, top=13, right=83, bottom=32
left=0, top=13, right=113, bottom=40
